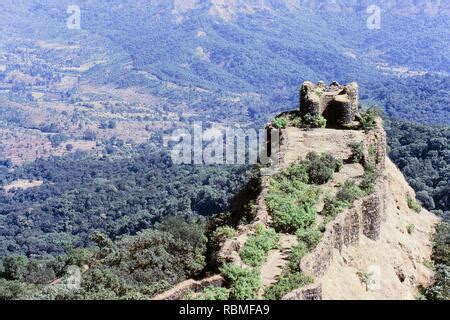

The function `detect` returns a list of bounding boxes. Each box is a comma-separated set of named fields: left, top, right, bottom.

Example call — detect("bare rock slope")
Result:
left=318, top=158, right=438, bottom=300
left=281, top=125, right=438, bottom=300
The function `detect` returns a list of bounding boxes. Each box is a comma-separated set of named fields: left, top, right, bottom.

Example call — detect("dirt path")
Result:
left=259, top=234, right=298, bottom=296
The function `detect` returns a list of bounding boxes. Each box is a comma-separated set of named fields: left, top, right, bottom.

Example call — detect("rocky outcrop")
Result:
left=317, top=159, right=438, bottom=300
left=283, top=283, right=322, bottom=300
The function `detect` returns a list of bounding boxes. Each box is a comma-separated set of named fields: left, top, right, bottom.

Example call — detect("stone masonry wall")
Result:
left=300, top=81, right=359, bottom=127
left=152, top=275, right=224, bottom=300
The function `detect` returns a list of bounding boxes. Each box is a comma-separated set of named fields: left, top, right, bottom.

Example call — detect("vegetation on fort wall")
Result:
left=220, top=263, right=261, bottom=300
left=348, top=142, right=365, bottom=164
left=360, top=107, right=380, bottom=131
left=266, top=147, right=377, bottom=299
left=189, top=286, right=230, bottom=300
left=263, top=152, right=346, bottom=298
left=239, top=224, right=280, bottom=268
left=304, top=152, right=342, bottom=185
left=264, top=271, right=313, bottom=300
left=322, top=147, right=378, bottom=220
left=266, top=152, right=342, bottom=233
left=359, top=163, right=380, bottom=195
left=266, top=175, right=319, bottom=233
left=271, top=113, right=327, bottom=130
left=302, top=114, right=327, bottom=129
left=272, top=116, right=289, bottom=129
left=321, top=180, right=366, bottom=220
left=296, top=228, right=322, bottom=252
left=210, top=226, right=237, bottom=248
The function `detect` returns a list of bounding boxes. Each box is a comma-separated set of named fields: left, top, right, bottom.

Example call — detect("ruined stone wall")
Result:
left=152, top=275, right=224, bottom=300
left=299, top=182, right=386, bottom=279
left=363, top=119, right=387, bottom=172
left=283, top=284, right=323, bottom=300
left=300, top=81, right=359, bottom=127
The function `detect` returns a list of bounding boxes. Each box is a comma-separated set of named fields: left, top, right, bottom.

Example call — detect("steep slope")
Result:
left=155, top=116, right=439, bottom=300
left=315, top=159, right=438, bottom=300
left=280, top=122, right=439, bottom=300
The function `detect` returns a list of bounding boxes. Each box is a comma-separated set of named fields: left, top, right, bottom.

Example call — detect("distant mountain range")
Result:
left=0, top=0, right=449, bottom=126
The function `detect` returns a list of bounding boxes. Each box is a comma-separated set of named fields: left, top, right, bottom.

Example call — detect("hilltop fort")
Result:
left=155, top=81, right=438, bottom=301
left=300, top=81, right=360, bottom=128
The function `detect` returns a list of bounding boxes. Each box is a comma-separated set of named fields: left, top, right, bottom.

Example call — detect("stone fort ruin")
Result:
left=300, top=81, right=360, bottom=128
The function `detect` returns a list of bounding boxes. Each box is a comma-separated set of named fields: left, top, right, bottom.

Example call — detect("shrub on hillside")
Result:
left=336, top=181, right=365, bottom=204
left=275, top=163, right=308, bottom=183
left=360, top=107, right=380, bottom=131
left=285, top=242, right=309, bottom=273
left=0, top=279, right=36, bottom=300
left=431, top=222, right=449, bottom=266
left=359, top=164, right=380, bottom=194
left=264, top=271, right=313, bottom=300
left=348, top=142, right=364, bottom=164
left=407, top=224, right=415, bottom=235
left=266, top=178, right=319, bottom=233
left=239, top=224, right=280, bottom=268
left=322, top=181, right=365, bottom=218
left=296, top=228, right=322, bottom=251
left=304, top=152, right=340, bottom=185
left=211, top=226, right=237, bottom=248
left=303, top=114, right=327, bottom=128
left=407, top=195, right=422, bottom=213
left=272, top=116, right=289, bottom=129
left=191, top=286, right=230, bottom=300
left=220, top=264, right=260, bottom=300
left=423, top=264, right=449, bottom=300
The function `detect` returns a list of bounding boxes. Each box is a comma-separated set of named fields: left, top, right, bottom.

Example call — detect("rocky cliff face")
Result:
left=317, top=159, right=438, bottom=299
left=279, top=121, right=438, bottom=300
left=219, top=119, right=438, bottom=300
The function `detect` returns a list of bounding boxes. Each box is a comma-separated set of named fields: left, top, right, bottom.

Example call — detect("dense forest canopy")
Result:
left=386, top=120, right=449, bottom=221
left=0, top=145, right=251, bottom=257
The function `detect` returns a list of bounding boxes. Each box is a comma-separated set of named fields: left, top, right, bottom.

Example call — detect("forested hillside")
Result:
left=387, top=120, right=449, bottom=300
left=387, top=121, right=449, bottom=220
left=1, top=0, right=449, bottom=125
left=0, top=145, right=251, bottom=257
